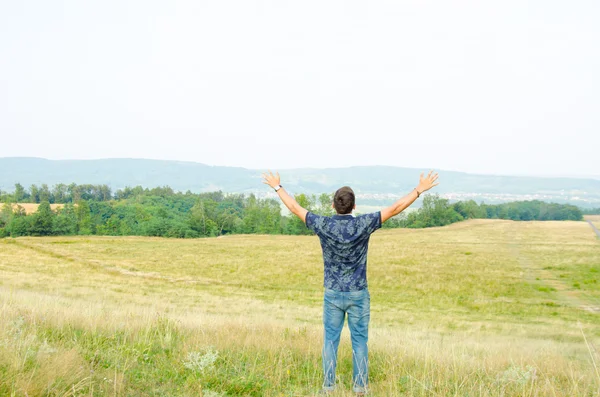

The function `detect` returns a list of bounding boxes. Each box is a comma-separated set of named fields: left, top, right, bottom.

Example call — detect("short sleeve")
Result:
left=305, top=212, right=325, bottom=234
left=305, top=212, right=316, bottom=231
left=363, top=211, right=382, bottom=234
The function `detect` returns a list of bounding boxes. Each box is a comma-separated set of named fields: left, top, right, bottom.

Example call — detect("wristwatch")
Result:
left=274, top=184, right=283, bottom=192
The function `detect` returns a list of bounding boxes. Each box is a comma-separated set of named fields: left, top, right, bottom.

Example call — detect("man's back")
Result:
left=262, top=170, right=438, bottom=394
left=306, top=212, right=381, bottom=292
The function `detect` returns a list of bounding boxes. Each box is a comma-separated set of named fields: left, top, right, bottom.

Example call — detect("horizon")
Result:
left=2, top=156, right=599, bottom=181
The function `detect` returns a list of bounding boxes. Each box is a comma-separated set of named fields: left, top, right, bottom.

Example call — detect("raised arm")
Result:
left=380, top=171, right=439, bottom=223
left=262, top=170, right=308, bottom=223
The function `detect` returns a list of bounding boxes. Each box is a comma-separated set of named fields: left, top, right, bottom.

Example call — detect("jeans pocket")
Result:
left=347, top=289, right=369, bottom=301
left=324, top=289, right=342, bottom=310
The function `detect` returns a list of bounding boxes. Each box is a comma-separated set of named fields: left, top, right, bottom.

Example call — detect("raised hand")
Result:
left=262, top=170, right=281, bottom=189
left=417, top=170, right=439, bottom=193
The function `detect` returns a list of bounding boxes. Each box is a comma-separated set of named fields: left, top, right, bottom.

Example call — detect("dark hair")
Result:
left=333, top=186, right=355, bottom=214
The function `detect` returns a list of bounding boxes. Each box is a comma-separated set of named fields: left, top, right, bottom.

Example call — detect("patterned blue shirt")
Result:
left=306, top=211, right=382, bottom=292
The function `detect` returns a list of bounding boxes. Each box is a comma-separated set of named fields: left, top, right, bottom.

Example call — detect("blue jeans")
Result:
left=322, top=288, right=370, bottom=393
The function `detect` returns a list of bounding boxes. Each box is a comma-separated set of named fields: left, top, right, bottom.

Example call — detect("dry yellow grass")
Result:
left=10, top=203, right=65, bottom=214
left=1, top=219, right=600, bottom=395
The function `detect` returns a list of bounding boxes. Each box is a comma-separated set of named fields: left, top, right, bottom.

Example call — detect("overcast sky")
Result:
left=1, top=1, right=598, bottom=177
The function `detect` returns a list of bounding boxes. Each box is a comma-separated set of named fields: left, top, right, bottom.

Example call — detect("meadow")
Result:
left=1, top=219, right=600, bottom=396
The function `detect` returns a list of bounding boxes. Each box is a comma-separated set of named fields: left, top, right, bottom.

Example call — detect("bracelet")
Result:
left=414, top=188, right=421, bottom=198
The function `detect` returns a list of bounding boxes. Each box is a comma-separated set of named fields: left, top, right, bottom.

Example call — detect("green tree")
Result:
left=98, top=185, right=112, bottom=201
left=318, top=193, right=335, bottom=216
left=0, top=202, right=13, bottom=226
left=29, top=201, right=55, bottom=236
left=242, top=197, right=281, bottom=234
left=14, top=183, right=27, bottom=202
left=284, top=193, right=314, bottom=235
left=403, top=195, right=462, bottom=228
left=453, top=200, right=485, bottom=219
left=53, top=203, right=78, bottom=235
left=7, top=215, right=30, bottom=237
left=76, top=201, right=93, bottom=235
left=0, top=202, right=14, bottom=237
left=52, top=183, right=69, bottom=203
left=98, top=214, right=122, bottom=235
left=39, top=184, right=52, bottom=203
left=29, top=184, right=40, bottom=203
left=216, top=205, right=241, bottom=235
left=69, top=183, right=81, bottom=202
left=189, top=199, right=218, bottom=236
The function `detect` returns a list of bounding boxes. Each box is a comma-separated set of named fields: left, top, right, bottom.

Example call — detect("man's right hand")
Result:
left=416, top=171, right=439, bottom=194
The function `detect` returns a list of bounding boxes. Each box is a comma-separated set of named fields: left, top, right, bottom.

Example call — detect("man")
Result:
left=262, top=170, right=439, bottom=395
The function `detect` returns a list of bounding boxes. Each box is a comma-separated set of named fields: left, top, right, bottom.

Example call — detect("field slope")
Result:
left=1, top=219, right=600, bottom=396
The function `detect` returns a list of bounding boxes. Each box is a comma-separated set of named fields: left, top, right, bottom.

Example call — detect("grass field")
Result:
left=1, top=219, right=600, bottom=396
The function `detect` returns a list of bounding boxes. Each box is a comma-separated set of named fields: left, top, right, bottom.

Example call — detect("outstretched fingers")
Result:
left=420, top=171, right=439, bottom=190
left=261, top=172, right=272, bottom=185
left=262, top=170, right=280, bottom=187
left=430, top=172, right=440, bottom=188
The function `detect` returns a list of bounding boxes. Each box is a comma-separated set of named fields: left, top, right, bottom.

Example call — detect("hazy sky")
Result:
left=1, top=1, right=598, bottom=176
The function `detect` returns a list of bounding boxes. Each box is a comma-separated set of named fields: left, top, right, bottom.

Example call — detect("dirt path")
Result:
left=587, top=220, right=600, bottom=238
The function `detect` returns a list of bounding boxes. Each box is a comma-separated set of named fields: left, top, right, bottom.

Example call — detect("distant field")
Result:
left=1, top=220, right=600, bottom=396
left=10, top=202, right=65, bottom=214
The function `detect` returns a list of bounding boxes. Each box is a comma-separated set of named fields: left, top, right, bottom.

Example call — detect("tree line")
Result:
left=390, top=196, right=583, bottom=229
left=0, top=183, right=584, bottom=238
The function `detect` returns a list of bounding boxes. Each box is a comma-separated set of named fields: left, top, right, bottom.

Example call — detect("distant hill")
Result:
left=1, top=157, right=599, bottom=207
